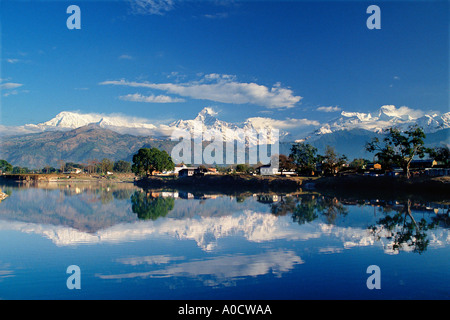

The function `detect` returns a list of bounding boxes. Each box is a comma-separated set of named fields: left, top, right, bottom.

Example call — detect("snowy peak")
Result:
left=194, top=107, right=219, bottom=125
left=170, top=107, right=284, bottom=145
left=39, top=111, right=100, bottom=129
left=34, top=111, right=156, bottom=131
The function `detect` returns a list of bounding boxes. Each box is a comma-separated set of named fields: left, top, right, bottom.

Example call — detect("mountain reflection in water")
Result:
left=0, top=182, right=448, bottom=254
left=0, top=181, right=449, bottom=299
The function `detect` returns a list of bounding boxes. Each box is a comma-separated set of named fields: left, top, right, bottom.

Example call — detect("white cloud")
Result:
left=0, top=82, right=23, bottom=89
left=203, top=12, right=229, bottom=19
left=119, top=93, right=185, bottom=103
left=379, top=105, right=425, bottom=119
left=3, top=90, right=19, bottom=97
left=100, top=74, right=302, bottom=109
left=128, top=0, right=174, bottom=15
left=119, top=54, right=133, bottom=60
left=316, top=106, right=341, bottom=113
left=6, top=59, right=20, bottom=64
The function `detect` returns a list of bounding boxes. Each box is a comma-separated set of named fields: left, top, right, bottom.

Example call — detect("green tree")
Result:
left=278, top=154, right=295, bottom=174
left=12, top=166, right=29, bottom=174
left=0, top=160, right=13, bottom=173
left=99, top=158, right=114, bottom=174
left=289, top=143, right=318, bottom=175
left=113, top=160, right=132, bottom=173
left=132, top=148, right=175, bottom=177
left=42, top=166, right=57, bottom=174
left=366, top=125, right=427, bottom=178
left=427, top=146, right=450, bottom=167
left=349, top=158, right=369, bottom=171
left=322, top=145, right=347, bottom=175
left=235, top=163, right=249, bottom=173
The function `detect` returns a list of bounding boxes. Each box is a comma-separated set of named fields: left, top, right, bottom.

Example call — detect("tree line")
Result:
left=0, top=158, right=133, bottom=174
left=289, top=125, right=449, bottom=178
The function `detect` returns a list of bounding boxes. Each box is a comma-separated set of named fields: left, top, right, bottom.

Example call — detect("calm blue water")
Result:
left=0, top=182, right=448, bottom=300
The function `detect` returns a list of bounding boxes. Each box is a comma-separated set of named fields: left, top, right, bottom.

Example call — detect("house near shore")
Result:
left=178, top=167, right=198, bottom=177
left=258, top=164, right=279, bottom=176
left=64, top=168, right=83, bottom=174
left=366, top=163, right=382, bottom=170
left=178, top=166, right=219, bottom=177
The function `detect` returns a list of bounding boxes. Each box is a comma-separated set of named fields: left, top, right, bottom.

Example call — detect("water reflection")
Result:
left=131, top=191, right=175, bottom=220
left=369, top=199, right=438, bottom=254
left=96, top=250, right=303, bottom=287
left=0, top=182, right=448, bottom=254
left=0, top=182, right=449, bottom=299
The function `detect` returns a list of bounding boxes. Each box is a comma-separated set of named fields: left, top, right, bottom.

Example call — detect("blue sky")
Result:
left=0, top=0, right=448, bottom=129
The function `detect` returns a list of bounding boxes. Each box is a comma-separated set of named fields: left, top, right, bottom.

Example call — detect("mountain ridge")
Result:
left=6, top=105, right=449, bottom=142
left=1, top=106, right=448, bottom=168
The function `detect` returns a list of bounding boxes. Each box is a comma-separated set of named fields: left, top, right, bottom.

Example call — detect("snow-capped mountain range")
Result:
left=313, top=105, right=449, bottom=136
left=12, top=107, right=287, bottom=145
left=170, top=107, right=287, bottom=145
left=3, top=105, right=449, bottom=143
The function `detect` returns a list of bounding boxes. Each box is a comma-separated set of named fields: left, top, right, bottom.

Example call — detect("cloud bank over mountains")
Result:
left=99, top=74, right=302, bottom=109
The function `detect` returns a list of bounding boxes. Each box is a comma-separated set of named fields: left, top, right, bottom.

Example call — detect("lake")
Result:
left=0, top=181, right=448, bottom=300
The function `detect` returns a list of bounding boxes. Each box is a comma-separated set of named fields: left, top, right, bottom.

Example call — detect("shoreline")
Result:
left=135, top=174, right=305, bottom=194
left=1, top=173, right=449, bottom=200
left=0, top=173, right=135, bottom=183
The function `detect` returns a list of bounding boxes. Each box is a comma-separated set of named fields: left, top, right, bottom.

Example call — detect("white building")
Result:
left=259, top=164, right=279, bottom=176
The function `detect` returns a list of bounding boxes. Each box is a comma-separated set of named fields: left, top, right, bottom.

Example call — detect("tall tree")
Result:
left=100, top=158, right=114, bottom=174
left=289, top=143, right=318, bottom=175
left=366, top=125, right=427, bottom=178
left=322, top=145, right=347, bottom=175
left=132, top=148, right=175, bottom=177
left=278, top=154, right=295, bottom=174
left=113, top=160, right=132, bottom=173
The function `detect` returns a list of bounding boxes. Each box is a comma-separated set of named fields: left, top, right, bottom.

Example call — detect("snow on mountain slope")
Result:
left=170, top=107, right=286, bottom=145
left=314, top=105, right=449, bottom=136
left=30, top=111, right=157, bottom=130
left=10, top=105, right=449, bottom=143
left=17, top=108, right=284, bottom=145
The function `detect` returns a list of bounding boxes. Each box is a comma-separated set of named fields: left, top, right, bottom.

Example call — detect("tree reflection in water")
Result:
left=130, top=191, right=175, bottom=220
left=270, top=194, right=446, bottom=254
left=369, top=199, right=437, bottom=254
left=288, top=195, right=348, bottom=225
